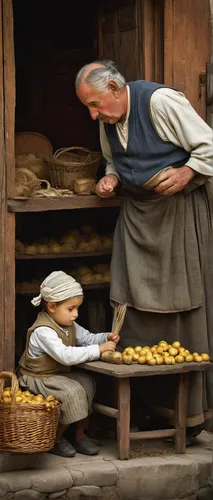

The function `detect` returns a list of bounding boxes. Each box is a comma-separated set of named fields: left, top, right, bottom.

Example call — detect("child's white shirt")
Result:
left=28, top=322, right=108, bottom=366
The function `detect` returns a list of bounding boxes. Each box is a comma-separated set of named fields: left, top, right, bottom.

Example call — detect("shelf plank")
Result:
left=16, top=282, right=110, bottom=294
left=8, top=195, right=122, bottom=212
left=16, top=250, right=112, bottom=260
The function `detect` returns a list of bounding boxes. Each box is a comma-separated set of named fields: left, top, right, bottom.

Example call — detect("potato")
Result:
left=164, top=356, right=173, bottom=365
left=185, top=354, right=193, bottom=362
left=101, top=351, right=114, bottom=363
left=168, top=347, right=178, bottom=357
left=112, top=352, right=122, bottom=364
left=145, top=352, right=153, bottom=361
left=193, top=355, right=203, bottom=363
left=139, top=349, right=147, bottom=357
left=157, top=347, right=164, bottom=355
left=147, top=358, right=156, bottom=366
left=124, top=355, right=132, bottom=365
left=138, top=356, right=146, bottom=364
left=201, top=353, right=210, bottom=361
left=134, top=346, right=142, bottom=353
left=132, top=353, right=140, bottom=362
left=175, top=355, right=184, bottom=363
left=172, top=341, right=181, bottom=349
left=46, top=394, right=55, bottom=402
left=125, top=347, right=135, bottom=356
left=156, top=355, right=164, bottom=365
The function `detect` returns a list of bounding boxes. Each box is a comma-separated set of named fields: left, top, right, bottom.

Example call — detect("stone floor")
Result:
left=0, top=431, right=212, bottom=499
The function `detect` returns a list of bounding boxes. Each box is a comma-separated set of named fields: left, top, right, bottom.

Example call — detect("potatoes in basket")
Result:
left=0, top=387, right=60, bottom=411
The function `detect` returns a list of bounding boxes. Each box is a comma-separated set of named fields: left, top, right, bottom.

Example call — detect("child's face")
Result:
left=47, top=296, right=83, bottom=327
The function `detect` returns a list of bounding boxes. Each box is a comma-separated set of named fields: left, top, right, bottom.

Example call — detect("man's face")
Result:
left=76, top=82, right=124, bottom=124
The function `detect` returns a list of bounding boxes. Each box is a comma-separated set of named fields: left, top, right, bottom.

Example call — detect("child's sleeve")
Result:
left=75, top=322, right=108, bottom=346
left=30, top=326, right=101, bottom=365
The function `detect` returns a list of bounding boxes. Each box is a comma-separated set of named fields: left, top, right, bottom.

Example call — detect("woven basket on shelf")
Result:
left=15, top=132, right=53, bottom=158
left=0, top=372, right=61, bottom=454
left=45, top=147, right=101, bottom=190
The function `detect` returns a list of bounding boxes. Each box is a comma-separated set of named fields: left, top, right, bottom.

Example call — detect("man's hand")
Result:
left=107, top=332, right=120, bottom=344
left=96, top=174, right=119, bottom=198
left=154, top=166, right=195, bottom=196
left=99, top=341, right=116, bottom=354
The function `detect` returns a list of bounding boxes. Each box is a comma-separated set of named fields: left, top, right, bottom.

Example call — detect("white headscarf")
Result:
left=31, top=271, right=83, bottom=307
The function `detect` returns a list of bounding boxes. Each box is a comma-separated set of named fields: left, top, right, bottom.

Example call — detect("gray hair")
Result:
left=75, top=60, right=126, bottom=92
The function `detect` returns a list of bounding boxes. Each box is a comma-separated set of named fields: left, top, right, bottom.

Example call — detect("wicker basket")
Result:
left=46, top=147, right=101, bottom=190
left=15, top=132, right=53, bottom=158
left=0, top=372, right=61, bottom=454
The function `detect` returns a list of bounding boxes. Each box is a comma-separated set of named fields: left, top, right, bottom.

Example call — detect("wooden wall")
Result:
left=164, top=0, right=211, bottom=119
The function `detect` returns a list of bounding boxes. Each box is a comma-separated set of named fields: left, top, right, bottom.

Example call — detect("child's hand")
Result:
left=99, top=341, right=116, bottom=354
left=107, top=332, right=120, bottom=344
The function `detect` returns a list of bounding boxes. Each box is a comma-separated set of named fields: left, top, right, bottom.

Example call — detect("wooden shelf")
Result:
left=16, top=250, right=112, bottom=260
left=8, top=195, right=122, bottom=213
left=16, top=282, right=110, bottom=294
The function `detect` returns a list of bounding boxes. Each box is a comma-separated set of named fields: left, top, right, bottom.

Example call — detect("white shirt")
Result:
left=28, top=322, right=108, bottom=366
left=100, top=86, right=213, bottom=179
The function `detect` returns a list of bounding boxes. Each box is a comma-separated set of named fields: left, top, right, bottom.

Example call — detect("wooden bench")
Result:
left=79, top=360, right=212, bottom=460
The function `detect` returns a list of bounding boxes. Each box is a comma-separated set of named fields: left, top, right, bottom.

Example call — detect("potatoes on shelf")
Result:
left=0, top=387, right=60, bottom=412
left=16, top=263, right=111, bottom=293
left=73, top=263, right=110, bottom=284
left=15, top=226, right=113, bottom=255
left=101, top=340, right=210, bottom=365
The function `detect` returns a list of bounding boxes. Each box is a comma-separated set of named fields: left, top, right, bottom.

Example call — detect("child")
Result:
left=18, top=270, right=118, bottom=458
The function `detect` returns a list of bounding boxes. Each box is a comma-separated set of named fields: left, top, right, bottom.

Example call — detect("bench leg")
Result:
left=117, top=377, right=130, bottom=460
left=175, top=373, right=189, bottom=453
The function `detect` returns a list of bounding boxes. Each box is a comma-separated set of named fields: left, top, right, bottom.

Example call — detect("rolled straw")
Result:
left=112, top=303, right=127, bottom=336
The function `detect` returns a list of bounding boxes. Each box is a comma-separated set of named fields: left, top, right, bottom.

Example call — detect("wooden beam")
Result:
left=93, top=402, right=118, bottom=418
left=3, top=0, right=15, bottom=198
left=15, top=250, right=111, bottom=260
left=130, top=428, right=176, bottom=440
left=7, top=195, right=122, bottom=213
left=5, top=213, right=15, bottom=371
left=2, top=0, right=15, bottom=371
left=0, top=0, right=5, bottom=372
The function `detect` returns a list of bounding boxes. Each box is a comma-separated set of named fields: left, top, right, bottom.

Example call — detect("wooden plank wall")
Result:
left=164, top=0, right=211, bottom=119
left=141, top=0, right=164, bottom=83
left=99, top=0, right=142, bottom=81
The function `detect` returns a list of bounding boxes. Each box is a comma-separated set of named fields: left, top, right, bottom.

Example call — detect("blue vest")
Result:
left=104, top=80, right=190, bottom=187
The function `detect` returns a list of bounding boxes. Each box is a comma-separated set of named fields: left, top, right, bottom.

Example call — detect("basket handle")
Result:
left=54, top=147, right=92, bottom=163
left=0, top=371, right=19, bottom=405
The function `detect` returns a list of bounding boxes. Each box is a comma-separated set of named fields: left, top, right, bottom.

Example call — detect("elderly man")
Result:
left=76, top=60, right=213, bottom=436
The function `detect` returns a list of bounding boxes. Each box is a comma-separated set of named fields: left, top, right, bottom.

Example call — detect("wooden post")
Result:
left=117, top=377, right=130, bottom=460
left=174, top=373, right=189, bottom=453
left=2, top=0, right=15, bottom=371
left=0, top=0, right=5, bottom=372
